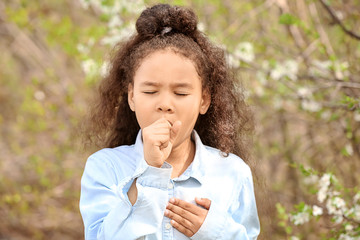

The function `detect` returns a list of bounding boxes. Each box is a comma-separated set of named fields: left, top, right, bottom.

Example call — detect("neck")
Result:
left=166, top=136, right=195, bottom=178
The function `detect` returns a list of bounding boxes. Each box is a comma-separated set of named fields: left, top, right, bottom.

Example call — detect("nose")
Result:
left=157, top=103, right=174, bottom=113
left=157, top=95, right=174, bottom=113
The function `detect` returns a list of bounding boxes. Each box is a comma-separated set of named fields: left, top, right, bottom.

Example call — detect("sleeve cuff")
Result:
left=136, top=161, right=172, bottom=189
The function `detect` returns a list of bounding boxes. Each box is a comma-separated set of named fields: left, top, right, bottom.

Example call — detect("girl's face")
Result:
left=128, top=49, right=211, bottom=147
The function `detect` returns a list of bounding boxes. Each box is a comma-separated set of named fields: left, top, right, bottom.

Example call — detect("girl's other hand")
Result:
left=142, top=118, right=181, bottom=167
left=164, top=197, right=211, bottom=237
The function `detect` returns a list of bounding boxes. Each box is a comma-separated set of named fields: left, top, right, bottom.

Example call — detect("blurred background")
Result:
left=0, top=0, right=359, bottom=239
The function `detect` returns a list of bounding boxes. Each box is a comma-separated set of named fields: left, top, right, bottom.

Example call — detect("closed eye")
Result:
left=143, top=91, right=157, bottom=94
left=175, top=93, right=189, bottom=96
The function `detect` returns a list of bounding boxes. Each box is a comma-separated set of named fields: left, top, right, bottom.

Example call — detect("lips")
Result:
left=159, top=116, right=174, bottom=126
left=166, top=119, right=174, bottom=126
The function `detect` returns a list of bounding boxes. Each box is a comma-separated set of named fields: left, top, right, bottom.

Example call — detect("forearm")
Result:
left=127, top=179, right=138, bottom=205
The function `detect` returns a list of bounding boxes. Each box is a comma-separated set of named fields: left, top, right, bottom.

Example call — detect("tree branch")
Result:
left=319, top=0, right=360, bottom=41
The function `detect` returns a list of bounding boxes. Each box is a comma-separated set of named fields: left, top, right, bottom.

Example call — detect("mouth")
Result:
left=166, top=119, right=173, bottom=126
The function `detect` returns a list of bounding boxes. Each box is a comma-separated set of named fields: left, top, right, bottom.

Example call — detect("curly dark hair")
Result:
left=83, top=4, right=254, bottom=164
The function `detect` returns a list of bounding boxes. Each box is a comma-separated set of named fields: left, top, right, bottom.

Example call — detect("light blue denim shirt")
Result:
left=80, top=130, right=260, bottom=240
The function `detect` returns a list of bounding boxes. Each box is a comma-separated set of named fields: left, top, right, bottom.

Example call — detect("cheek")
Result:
left=178, top=103, right=201, bottom=122
left=133, top=105, right=153, bottom=127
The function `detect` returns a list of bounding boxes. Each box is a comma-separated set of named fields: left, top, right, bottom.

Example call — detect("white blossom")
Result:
left=233, top=42, right=255, bottom=63
left=261, top=60, right=270, bottom=71
left=317, top=173, right=331, bottom=203
left=335, top=10, right=344, bottom=20
left=78, top=0, right=90, bottom=9
left=34, top=90, right=45, bottom=101
left=301, top=99, right=321, bottom=112
left=254, top=84, right=264, bottom=97
left=290, top=237, right=300, bottom=240
left=290, top=205, right=311, bottom=225
left=333, top=214, right=344, bottom=224
left=318, top=188, right=327, bottom=203
left=326, top=196, right=347, bottom=219
left=270, top=60, right=298, bottom=81
left=321, top=111, right=331, bottom=120
left=100, top=25, right=135, bottom=46
left=77, top=38, right=95, bottom=54
left=303, top=174, right=319, bottom=185
left=326, top=199, right=337, bottom=214
left=270, top=63, right=286, bottom=80
left=121, top=0, right=145, bottom=14
left=354, top=112, right=360, bottom=122
left=284, top=60, right=298, bottom=80
left=345, top=224, right=354, bottom=232
left=310, top=59, right=350, bottom=80
left=81, top=59, right=99, bottom=77
left=339, top=233, right=353, bottom=240
left=297, top=87, right=312, bottom=98
left=256, top=71, right=267, bottom=85
left=354, top=192, right=360, bottom=203
left=243, top=89, right=251, bottom=100
left=352, top=204, right=360, bottom=221
left=312, top=205, right=323, bottom=216
left=108, top=15, right=123, bottom=29
left=319, top=173, right=331, bottom=188
left=273, top=97, right=283, bottom=110
left=329, top=191, right=341, bottom=198
left=310, top=60, right=332, bottom=77
left=100, top=61, right=110, bottom=78
left=227, top=54, right=240, bottom=68
left=333, top=197, right=347, bottom=211
left=77, top=43, right=89, bottom=54
left=333, top=61, right=350, bottom=80
left=290, top=211, right=310, bottom=225
left=198, top=22, right=206, bottom=32
left=345, top=144, right=354, bottom=156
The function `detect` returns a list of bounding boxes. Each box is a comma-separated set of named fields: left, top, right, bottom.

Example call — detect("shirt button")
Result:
left=168, top=182, right=173, bottom=189
left=165, top=223, right=172, bottom=230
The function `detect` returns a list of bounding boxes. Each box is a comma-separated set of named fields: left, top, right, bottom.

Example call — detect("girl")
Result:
left=80, top=3, right=260, bottom=240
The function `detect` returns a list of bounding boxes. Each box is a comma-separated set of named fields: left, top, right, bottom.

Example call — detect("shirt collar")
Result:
left=185, top=130, right=206, bottom=184
left=133, top=129, right=207, bottom=184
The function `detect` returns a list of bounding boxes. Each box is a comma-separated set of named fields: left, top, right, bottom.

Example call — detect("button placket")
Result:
left=163, top=179, right=174, bottom=239
left=165, top=223, right=172, bottom=230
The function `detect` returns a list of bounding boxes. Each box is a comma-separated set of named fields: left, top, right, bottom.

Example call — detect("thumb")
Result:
left=195, top=197, right=211, bottom=210
left=169, top=121, right=181, bottom=144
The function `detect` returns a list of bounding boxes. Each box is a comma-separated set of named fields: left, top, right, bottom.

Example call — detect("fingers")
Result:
left=143, top=118, right=171, bottom=144
left=165, top=200, right=198, bottom=237
left=195, top=197, right=211, bottom=210
left=165, top=198, right=209, bottom=237
left=164, top=208, right=195, bottom=236
left=170, top=219, right=195, bottom=237
left=142, top=118, right=173, bottom=167
left=166, top=199, right=198, bottom=220
left=168, top=198, right=201, bottom=216
left=142, top=118, right=181, bottom=167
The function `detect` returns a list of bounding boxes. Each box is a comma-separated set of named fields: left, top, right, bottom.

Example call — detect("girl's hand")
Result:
left=142, top=118, right=181, bottom=167
left=164, top=197, right=211, bottom=237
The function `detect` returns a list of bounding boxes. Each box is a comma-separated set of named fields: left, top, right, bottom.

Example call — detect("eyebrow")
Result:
left=140, top=81, right=160, bottom=87
left=140, top=81, right=194, bottom=89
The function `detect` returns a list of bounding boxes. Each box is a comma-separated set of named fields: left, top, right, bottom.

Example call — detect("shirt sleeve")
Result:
left=79, top=154, right=172, bottom=240
left=191, top=172, right=260, bottom=240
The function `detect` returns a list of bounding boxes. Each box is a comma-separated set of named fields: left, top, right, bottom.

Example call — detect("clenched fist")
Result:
left=142, top=118, right=182, bottom=167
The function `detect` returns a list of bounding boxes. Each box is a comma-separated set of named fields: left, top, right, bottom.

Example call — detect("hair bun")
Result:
left=136, top=4, right=198, bottom=38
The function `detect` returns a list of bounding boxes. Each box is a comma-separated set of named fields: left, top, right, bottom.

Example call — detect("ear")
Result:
left=199, top=89, right=211, bottom=115
left=128, top=83, right=135, bottom=112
